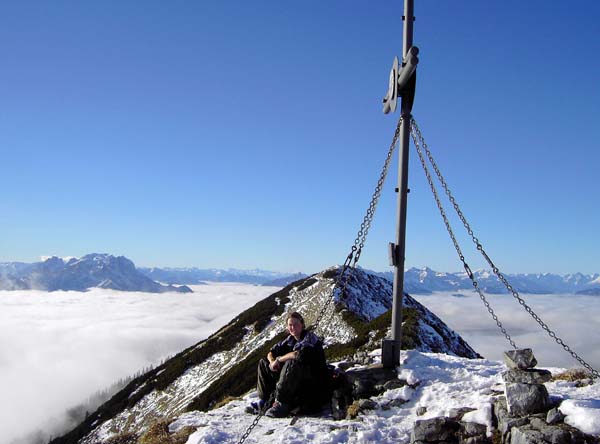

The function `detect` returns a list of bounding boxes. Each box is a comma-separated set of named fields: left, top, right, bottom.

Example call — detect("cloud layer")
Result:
left=413, top=291, right=600, bottom=369
left=0, top=283, right=278, bottom=444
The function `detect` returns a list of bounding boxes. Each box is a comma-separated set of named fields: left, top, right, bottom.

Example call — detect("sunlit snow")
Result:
left=170, top=350, right=600, bottom=443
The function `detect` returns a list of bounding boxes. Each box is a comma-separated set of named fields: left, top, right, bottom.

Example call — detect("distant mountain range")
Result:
left=0, top=254, right=192, bottom=293
left=138, top=267, right=306, bottom=286
left=1, top=254, right=599, bottom=295
left=371, top=267, right=600, bottom=295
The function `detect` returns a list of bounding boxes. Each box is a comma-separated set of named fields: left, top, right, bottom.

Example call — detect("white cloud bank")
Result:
left=0, top=283, right=279, bottom=444
left=412, top=291, right=600, bottom=369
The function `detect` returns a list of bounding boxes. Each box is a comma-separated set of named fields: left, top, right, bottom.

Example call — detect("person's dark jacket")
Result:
left=270, top=330, right=330, bottom=409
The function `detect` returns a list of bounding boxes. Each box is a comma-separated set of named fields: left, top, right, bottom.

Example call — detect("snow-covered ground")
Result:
left=0, top=283, right=280, bottom=444
left=171, top=350, right=600, bottom=443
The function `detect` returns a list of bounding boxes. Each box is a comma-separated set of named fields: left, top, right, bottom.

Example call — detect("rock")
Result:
left=502, top=369, right=552, bottom=385
left=510, top=425, right=546, bottom=444
left=352, top=378, right=378, bottom=399
left=382, top=378, right=408, bottom=391
left=504, top=349, right=538, bottom=370
left=346, top=364, right=398, bottom=399
left=546, top=407, right=565, bottom=425
left=461, top=438, right=491, bottom=444
left=528, top=417, right=547, bottom=430
left=410, top=417, right=460, bottom=443
left=381, top=398, right=408, bottom=410
left=448, top=407, right=476, bottom=420
left=459, top=421, right=487, bottom=437
left=458, top=421, right=491, bottom=444
left=416, top=406, right=427, bottom=416
left=505, top=383, right=551, bottom=416
left=358, top=399, right=377, bottom=410
left=336, top=361, right=356, bottom=371
left=511, top=422, right=576, bottom=444
left=493, top=393, right=599, bottom=444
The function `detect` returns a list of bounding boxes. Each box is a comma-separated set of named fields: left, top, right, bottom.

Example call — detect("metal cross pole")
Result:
left=381, top=0, right=418, bottom=369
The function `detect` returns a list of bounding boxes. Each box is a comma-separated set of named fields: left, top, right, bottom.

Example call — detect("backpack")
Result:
left=328, top=365, right=354, bottom=420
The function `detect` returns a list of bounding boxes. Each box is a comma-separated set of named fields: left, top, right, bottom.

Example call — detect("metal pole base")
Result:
left=382, top=338, right=402, bottom=368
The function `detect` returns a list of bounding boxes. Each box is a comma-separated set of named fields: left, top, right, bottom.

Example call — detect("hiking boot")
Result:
left=265, top=400, right=290, bottom=418
left=245, top=399, right=266, bottom=414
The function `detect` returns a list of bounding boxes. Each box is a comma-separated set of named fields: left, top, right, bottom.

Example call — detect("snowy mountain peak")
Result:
left=0, top=254, right=191, bottom=293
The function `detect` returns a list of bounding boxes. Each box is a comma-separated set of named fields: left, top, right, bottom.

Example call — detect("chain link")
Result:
left=410, top=122, right=517, bottom=349
left=237, top=117, right=403, bottom=444
left=411, top=118, right=600, bottom=378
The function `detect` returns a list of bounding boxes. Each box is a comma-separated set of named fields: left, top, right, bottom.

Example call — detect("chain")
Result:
left=410, top=123, right=517, bottom=349
left=237, top=410, right=265, bottom=444
left=237, top=117, right=403, bottom=444
left=312, top=116, right=403, bottom=332
left=411, top=118, right=600, bottom=378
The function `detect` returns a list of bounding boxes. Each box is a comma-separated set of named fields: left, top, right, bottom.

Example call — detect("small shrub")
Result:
left=103, top=432, right=138, bottom=444
left=297, top=277, right=318, bottom=292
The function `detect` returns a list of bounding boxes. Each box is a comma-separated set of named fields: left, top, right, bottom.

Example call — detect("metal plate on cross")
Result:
left=383, top=56, right=399, bottom=114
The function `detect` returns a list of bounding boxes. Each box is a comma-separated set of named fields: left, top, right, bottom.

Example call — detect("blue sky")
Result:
left=1, top=1, right=598, bottom=274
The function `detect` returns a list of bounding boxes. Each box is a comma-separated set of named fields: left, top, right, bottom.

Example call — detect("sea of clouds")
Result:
left=0, top=283, right=279, bottom=444
left=412, top=291, right=600, bottom=369
left=2, top=285, right=598, bottom=444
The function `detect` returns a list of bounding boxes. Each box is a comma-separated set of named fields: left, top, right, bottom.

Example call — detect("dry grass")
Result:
left=346, top=400, right=361, bottom=420
left=212, top=395, right=242, bottom=410
left=138, top=419, right=196, bottom=444
left=491, top=429, right=502, bottom=444
left=552, top=368, right=594, bottom=382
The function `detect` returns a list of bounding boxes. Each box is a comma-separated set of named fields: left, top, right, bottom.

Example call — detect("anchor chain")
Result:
left=237, top=117, right=403, bottom=444
left=312, top=116, right=403, bottom=333
left=411, top=118, right=600, bottom=378
left=410, top=122, right=517, bottom=349
left=237, top=410, right=265, bottom=444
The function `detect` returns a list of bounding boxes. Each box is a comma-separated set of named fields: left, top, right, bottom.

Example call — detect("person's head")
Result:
left=286, top=312, right=305, bottom=339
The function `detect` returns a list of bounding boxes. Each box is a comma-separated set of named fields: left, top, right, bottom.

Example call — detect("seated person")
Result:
left=250, top=311, right=329, bottom=417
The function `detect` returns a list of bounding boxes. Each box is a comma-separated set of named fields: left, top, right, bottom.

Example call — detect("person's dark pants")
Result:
left=257, top=358, right=314, bottom=407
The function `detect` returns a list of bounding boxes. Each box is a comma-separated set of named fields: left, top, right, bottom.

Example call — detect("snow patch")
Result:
left=560, top=399, right=600, bottom=435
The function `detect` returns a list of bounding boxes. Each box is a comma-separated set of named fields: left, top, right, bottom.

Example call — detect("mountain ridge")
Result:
left=3, top=255, right=599, bottom=294
left=50, top=267, right=480, bottom=444
left=369, top=266, right=600, bottom=295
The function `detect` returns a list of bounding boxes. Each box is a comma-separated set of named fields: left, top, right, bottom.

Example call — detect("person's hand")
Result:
left=269, top=358, right=282, bottom=371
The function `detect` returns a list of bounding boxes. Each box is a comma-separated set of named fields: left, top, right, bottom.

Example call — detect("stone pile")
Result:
left=408, top=349, right=599, bottom=444
left=502, top=348, right=552, bottom=417
left=494, top=348, right=598, bottom=444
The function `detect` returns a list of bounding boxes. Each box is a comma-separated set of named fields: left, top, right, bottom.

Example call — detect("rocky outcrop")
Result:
left=410, top=416, right=491, bottom=444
